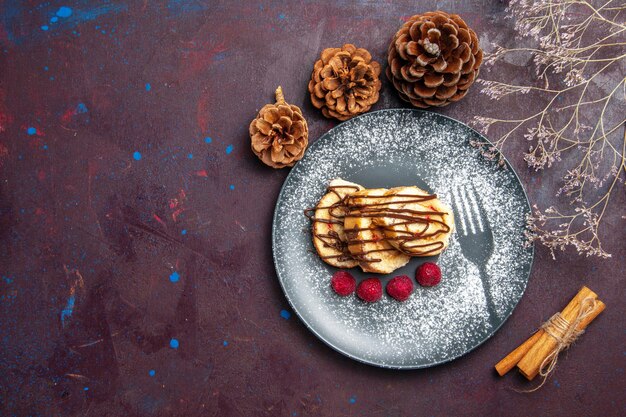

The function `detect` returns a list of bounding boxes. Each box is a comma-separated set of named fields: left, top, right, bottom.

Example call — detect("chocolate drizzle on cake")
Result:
left=305, top=184, right=360, bottom=261
left=306, top=185, right=451, bottom=264
left=345, top=192, right=450, bottom=258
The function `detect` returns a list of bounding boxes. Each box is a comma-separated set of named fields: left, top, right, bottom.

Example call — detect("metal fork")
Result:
left=451, top=184, right=498, bottom=325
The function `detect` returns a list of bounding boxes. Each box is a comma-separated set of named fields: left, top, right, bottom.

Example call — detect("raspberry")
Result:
left=356, top=278, right=383, bottom=303
left=331, top=271, right=356, bottom=296
left=386, top=275, right=414, bottom=301
left=416, top=262, right=442, bottom=287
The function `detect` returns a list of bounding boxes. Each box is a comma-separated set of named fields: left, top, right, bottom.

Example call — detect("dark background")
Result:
left=1, top=1, right=624, bottom=416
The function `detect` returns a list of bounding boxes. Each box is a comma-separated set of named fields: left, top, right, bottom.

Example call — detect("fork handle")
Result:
left=478, top=264, right=499, bottom=325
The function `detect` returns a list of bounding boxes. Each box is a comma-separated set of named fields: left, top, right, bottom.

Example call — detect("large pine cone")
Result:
left=387, top=11, right=483, bottom=108
left=250, top=86, right=308, bottom=169
left=308, top=44, right=382, bottom=121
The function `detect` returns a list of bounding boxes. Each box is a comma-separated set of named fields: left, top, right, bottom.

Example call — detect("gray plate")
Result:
left=272, top=109, right=533, bottom=369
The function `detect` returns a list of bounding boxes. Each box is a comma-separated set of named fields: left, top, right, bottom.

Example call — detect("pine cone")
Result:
left=250, top=86, right=309, bottom=169
left=308, top=44, right=382, bottom=121
left=387, top=11, right=483, bottom=108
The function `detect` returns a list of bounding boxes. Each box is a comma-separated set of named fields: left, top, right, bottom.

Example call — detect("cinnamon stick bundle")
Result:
left=495, top=286, right=605, bottom=381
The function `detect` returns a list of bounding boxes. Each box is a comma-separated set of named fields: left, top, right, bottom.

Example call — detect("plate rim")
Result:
left=272, top=108, right=535, bottom=369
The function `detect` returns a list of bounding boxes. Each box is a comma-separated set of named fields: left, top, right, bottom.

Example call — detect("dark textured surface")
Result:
left=0, top=1, right=624, bottom=416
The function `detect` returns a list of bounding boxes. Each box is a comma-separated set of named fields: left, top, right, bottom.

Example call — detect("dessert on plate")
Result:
left=307, top=178, right=455, bottom=274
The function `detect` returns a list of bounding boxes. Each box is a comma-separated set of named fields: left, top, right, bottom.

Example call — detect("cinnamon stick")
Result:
left=516, top=286, right=605, bottom=380
left=495, top=331, right=543, bottom=376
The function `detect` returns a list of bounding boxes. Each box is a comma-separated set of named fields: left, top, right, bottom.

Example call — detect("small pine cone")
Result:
left=387, top=11, right=483, bottom=108
left=308, top=44, right=382, bottom=121
left=250, top=86, right=309, bottom=169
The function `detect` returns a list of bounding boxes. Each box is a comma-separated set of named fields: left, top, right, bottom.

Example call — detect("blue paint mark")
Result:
left=169, top=271, right=180, bottom=283
left=204, top=137, right=212, bottom=143
left=51, top=16, right=59, bottom=23
left=27, top=127, right=36, bottom=135
left=145, top=83, right=151, bottom=91
left=72, top=4, right=127, bottom=24
left=84, top=387, right=89, bottom=391
left=280, top=309, right=291, bottom=320
left=223, top=340, right=228, bottom=346
left=61, top=294, right=75, bottom=326
left=1, top=3, right=27, bottom=43
left=187, top=153, right=193, bottom=159
left=2, top=276, right=13, bottom=284
left=279, top=13, right=286, bottom=19
left=167, top=0, right=209, bottom=15
left=169, top=338, right=179, bottom=349
left=229, top=184, right=235, bottom=190
left=56, top=7, right=73, bottom=18
left=43, top=144, right=48, bottom=150
left=41, top=25, right=49, bottom=31
left=44, top=66, right=49, bottom=71
left=349, top=396, right=356, bottom=404
left=148, top=369, right=156, bottom=377
left=76, top=103, right=88, bottom=114
left=133, top=151, right=142, bottom=161
left=181, top=229, right=187, bottom=235
left=50, top=76, right=55, bottom=81
left=225, top=144, right=233, bottom=154
left=101, top=30, right=106, bottom=34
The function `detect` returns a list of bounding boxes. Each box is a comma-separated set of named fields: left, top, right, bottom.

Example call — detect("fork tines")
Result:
left=452, top=184, right=484, bottom=236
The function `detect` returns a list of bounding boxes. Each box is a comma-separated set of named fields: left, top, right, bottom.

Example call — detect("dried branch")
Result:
left=472, top=0, right=626, bottom=258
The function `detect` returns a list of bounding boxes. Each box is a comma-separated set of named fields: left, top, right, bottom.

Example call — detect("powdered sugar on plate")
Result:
left=273, top=109, right=533, bottom=368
